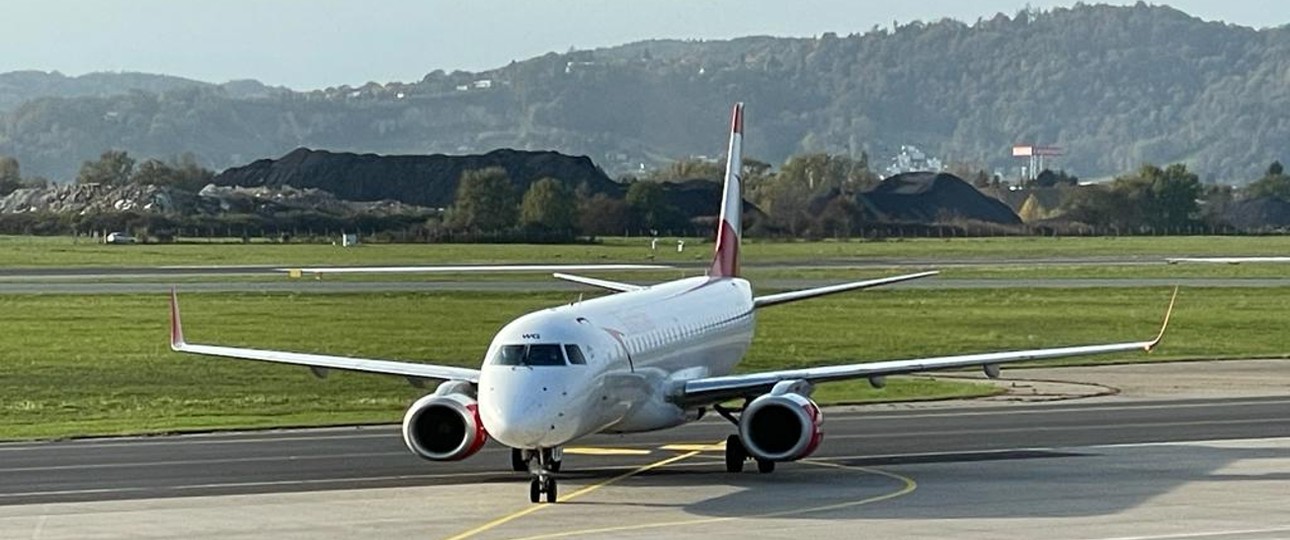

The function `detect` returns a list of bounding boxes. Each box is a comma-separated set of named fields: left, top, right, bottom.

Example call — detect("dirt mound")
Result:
left=212, top=148, right=623, bottom=209
left=0, top=183, right=427, bottom=217
left=860, top=172, right=1022, bottom=225
left=0, top=183, right=197, bottom=214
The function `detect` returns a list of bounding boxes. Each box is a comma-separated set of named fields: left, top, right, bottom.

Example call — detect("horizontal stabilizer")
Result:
left=552, top=273, right=643, bottom=293
left=279, top=264, right=671, bottom=275
left=753, top=270, right=938, bottom=309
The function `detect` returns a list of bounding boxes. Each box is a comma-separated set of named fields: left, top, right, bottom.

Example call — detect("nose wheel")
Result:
left=526, top=447, right=561, bottom=503
left=529, top=475, right=557, bottom=503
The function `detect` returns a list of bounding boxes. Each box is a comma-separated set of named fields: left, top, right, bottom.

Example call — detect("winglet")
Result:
left=169, top=288, right=186, bottom=349
left=1144, top=286, right=1179, bottom=352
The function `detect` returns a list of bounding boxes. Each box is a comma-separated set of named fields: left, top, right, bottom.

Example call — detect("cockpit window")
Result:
left=526, top=344, right=565, bottom=366
left=493, top=345, right=528, bottom=366
left=564, top=344, right=587, bottom=365
left=490, top=344, right=568, bottom=366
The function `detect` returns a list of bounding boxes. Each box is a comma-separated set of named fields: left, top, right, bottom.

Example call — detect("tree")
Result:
left=814, top=196, right=860, bottom=238
left=448, top=167, right=517, bottom=231
left=1033, top=169, right=1079, bottom=188
left=1245, top=161, right=1290, bottom=201
left=625, top=180, right=678, bottom=231
left=77, top=150, right=136, bottom=186
left=579, top=193, right=631, bottom=236
left=130, top=154, right=214, bottom=191
left=1062, top=164, right=1202, bottom=231
left=1060, top=184, right=1134, bottom=229
left=519, top=177, right=579, bottom=231
left=131, top=159, right=174, bottom=186
left=777, top=153, right=877, bottom=194
left=0, top=156, right=20, bottom=196
left=646, top=158, right=723, bottom=182
left=1131, top=164, right=1202, bottom=231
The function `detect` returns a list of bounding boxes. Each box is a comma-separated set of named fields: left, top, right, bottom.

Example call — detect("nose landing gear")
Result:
left=512, top=447, right=562, bottom=472
left=526, top=447, right=562, bottom=503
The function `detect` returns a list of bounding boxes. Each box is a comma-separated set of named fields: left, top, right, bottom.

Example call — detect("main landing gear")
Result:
left=520, top=447, right=562, bottom=504
left=715, top=404, right=775, bottom=474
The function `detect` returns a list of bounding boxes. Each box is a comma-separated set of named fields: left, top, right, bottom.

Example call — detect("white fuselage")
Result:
left=478, top=276, right=755, bottom=449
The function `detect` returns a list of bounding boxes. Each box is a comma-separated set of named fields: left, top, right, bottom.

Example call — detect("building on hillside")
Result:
left=883, top=145, right=944, bottom=178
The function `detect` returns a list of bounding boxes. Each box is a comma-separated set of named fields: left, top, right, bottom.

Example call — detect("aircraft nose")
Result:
left=480, top=369, right=574, bottom=448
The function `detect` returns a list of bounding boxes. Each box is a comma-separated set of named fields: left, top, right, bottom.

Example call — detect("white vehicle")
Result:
left=169, top=103, right=1176, bottom=503
left=105, top=232, right=136, bottom=244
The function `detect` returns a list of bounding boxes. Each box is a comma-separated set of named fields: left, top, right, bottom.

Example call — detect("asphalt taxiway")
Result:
left=1, top=259, right=1286, bottom=293
left=1, top=393, right=1289, bottom=539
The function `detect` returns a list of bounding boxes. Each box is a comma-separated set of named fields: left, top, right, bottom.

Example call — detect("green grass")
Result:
left=812, top=377, right=1002, bottom=405
left=5, top=235, right=1290, bottom=268
left=1, top=286, right=1286, bottom=440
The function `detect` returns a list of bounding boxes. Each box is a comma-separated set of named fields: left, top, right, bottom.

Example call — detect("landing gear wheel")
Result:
left=544, top=477, right=558, bottom=503
left=725, top=435, right=746, bottom=473
left=529, top=478, right=541, bottom=503
left=550, top=460, right=562, bottom=472
left=511, top=448, right=528, bottom=472
left=756, top=458, right=776, bottom=474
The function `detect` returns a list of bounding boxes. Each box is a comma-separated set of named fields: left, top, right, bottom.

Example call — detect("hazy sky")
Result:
left=2, top=1, right=1286, bottom=89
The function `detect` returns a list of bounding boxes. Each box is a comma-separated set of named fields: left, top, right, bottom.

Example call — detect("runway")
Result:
left=1, top=259, right=1286, bottom=293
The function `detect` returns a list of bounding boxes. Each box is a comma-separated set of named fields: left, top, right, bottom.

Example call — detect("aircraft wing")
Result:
left=552, top=272, right=644, bottom=292
left=280, top=264, right=670, bottom=274
left=679, top=288, right=1178, bottom=406
left=752, top=270, right=938, bottom=308
left=168, top=291, right=480, bottom=384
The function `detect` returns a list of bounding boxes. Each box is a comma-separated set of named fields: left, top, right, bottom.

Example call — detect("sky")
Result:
left=2, top=1, right=1287, bottom=90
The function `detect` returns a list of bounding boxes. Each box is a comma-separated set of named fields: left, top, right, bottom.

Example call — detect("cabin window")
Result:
left=564, top=344, right=587, bottom=365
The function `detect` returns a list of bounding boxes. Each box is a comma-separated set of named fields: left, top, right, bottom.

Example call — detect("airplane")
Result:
left=168, top=102, right=1177, bottom=504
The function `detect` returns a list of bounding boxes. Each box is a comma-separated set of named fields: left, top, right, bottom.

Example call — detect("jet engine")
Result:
left=737, top=380, right=823, bottom=462
left=401, top=381, right=487, bottom=461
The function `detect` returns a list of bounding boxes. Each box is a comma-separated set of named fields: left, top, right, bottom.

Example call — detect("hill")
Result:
left=1, top=4, right=1288, bottom=182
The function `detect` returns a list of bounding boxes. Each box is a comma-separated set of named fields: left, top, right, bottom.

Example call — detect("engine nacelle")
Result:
left=401, top=383, right=487, bottom=461
left=737, top=384, right=823, bottom=462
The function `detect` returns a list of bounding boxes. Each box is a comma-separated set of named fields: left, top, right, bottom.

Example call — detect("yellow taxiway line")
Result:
left=500, top=458, right=918, bottom=540
left=443, top=447, right=707, bottom=540
left=561, top=447, right=653, bottom=456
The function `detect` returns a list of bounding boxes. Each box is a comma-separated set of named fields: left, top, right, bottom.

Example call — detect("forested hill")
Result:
left=0, top=71, right=286, bottom=112
left=2, top=3, right=1288, bottom=182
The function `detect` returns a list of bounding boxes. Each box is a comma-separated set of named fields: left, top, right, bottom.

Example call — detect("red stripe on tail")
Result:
left=710, top=219, right=740, bottom=277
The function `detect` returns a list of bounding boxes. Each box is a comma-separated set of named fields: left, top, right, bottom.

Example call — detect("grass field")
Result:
left=4, top=235, right=1290, bottom=268
left=1, top=285, right=1284, bottom=440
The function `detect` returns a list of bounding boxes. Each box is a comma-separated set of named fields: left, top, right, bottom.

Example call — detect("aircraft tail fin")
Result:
left=709, top=102, right=744, bottom=278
